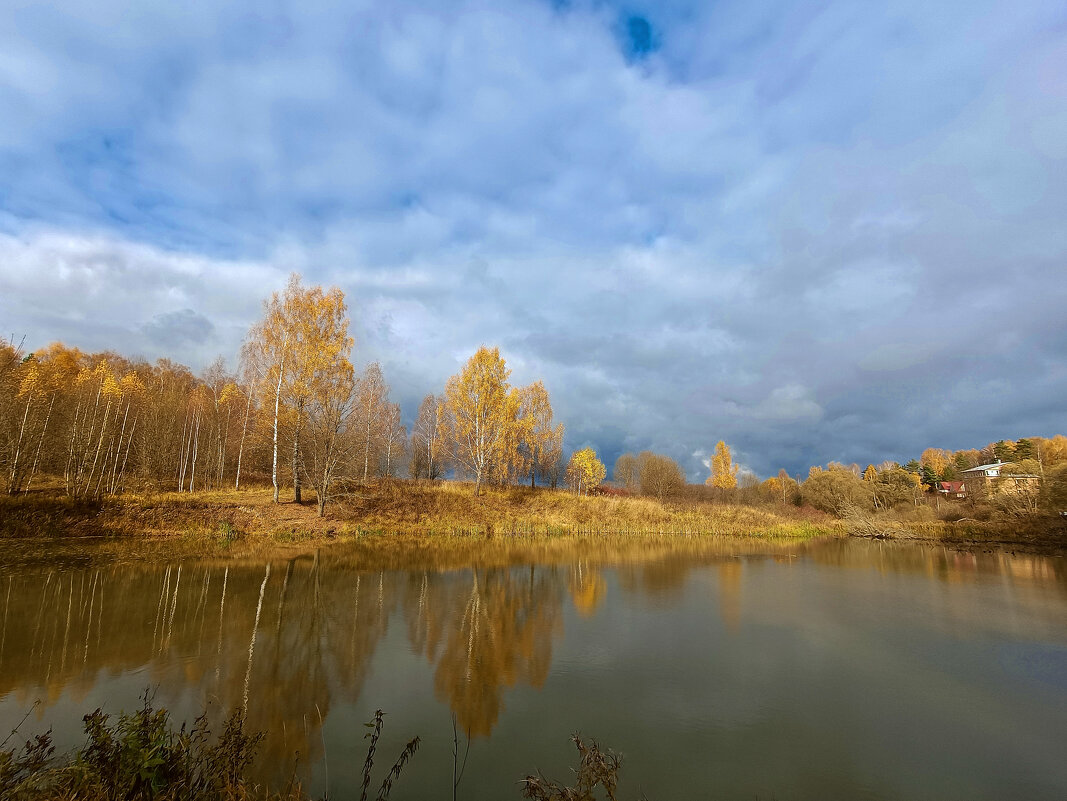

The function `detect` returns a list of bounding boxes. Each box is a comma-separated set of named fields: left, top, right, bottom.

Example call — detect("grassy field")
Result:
left=4, top=480, right=1064, bottom=561
left=842, top=510, right=1067, bottom=551
left=0, top=479, right=842, bottom=552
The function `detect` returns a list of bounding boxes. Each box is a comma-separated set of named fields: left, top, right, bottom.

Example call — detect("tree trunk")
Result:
left=220, top=407, right=231, bottom=487
left=292, top=423, right=301, bottom=504
left=116, top=418, right=137, bottom=494
left=188, top=410, right=201, bottom=493
left=84, top=398, right=113, bottom=498
left=27, top=392, right=55, bottom=491
left=65, top=400, right=83, bottom=493
left=8, top=398, right=30, bottom=494
left=177, top=414, right=190, bottom=492
left=272, top=362, right=285, bottom=503
left=108, top=403, right=130, bottom=495
left=363, top=421, right=371, bottom=483
left=236, top=381, right=254, bottom=490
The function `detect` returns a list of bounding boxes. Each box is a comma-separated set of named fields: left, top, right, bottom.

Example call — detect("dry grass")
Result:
left=842, top=505, right=1067, bottom=553
left=299, top=479, right=838, bottom=539
left=0, top=480, right=841, bottom=559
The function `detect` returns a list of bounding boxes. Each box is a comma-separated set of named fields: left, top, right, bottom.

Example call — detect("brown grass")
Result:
left=843, top=506, right=1067, bottom=552
left=0, top=479, right=841, bottom=561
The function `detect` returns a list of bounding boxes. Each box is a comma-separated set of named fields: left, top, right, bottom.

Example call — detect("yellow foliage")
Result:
left=218, top=381, right=242, bottom=408
left=566, top=447, right=606, bottom=495
left=759, top=477, right=782, bottom=498
left=120, top=372, right=146, bottom=400
left=706, top=441, right=738, bottom=489
left=920, top=448, right=951, bottom=476
left=1040, top=435, right=1067, bottom=466
left=446, top=346, right=513, bottom=494
left=16, top=359, right=43, bottom=399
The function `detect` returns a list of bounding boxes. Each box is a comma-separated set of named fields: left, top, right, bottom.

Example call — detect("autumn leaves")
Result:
left=565, top=448, right=605, bottom=496
left=244, top=279, right=568, bottom=507
left=0, top=272, right=706, bottom=509
left=246, top=275, right=356, bottom=513
left=446, top=347, right=564, bottom=496
left=706, top=440, right=738, bottom=490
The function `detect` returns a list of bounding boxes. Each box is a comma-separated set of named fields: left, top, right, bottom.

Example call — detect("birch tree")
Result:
left=446, top=347, right=512, bottom=496
left=706, top=440, right=738, bottom=490
left=380, top=403, right=406, bottom=478
left=247, top=273, right=352, bottom=503
left=353, top=362, right=389, bottom=483
left=410, top=394, right=449, bottom=480
left=302, top=349, right=355, bottom=517
left=514, top=381, right=563, bottom=488
left=566, top=447, right=605, bottom=496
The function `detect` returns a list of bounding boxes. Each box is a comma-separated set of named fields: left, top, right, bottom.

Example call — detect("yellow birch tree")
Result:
left=446, top=346, right=511, bottom=496
left=706, top=440, right=738, bottom=490
left=515, top=381, right=563, bottom=488
left=247, top=273, right=352, bottom=503
left=566, top=447, right=606, bottom=496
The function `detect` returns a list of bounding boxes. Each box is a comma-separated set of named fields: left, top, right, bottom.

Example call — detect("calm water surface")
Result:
left=0, top=538, right=1064, bottom=800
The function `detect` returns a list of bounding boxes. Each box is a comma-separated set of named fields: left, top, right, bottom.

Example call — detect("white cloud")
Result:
left=0, top=0, right=1065, bottom=477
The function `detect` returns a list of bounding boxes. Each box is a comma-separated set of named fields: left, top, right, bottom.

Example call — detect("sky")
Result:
left=1, top=0, right=1065, bottom=480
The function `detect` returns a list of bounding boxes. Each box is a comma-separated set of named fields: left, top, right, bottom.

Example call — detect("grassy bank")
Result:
left=844, top=507, right=1067, bottom=552
left=0, top=480, right=840, bottom=551
left=4, top=480, right=1063, bottom=561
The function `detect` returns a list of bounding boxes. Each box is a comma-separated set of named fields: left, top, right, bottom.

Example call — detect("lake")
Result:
left=1, top=537, right=1064, bottom=800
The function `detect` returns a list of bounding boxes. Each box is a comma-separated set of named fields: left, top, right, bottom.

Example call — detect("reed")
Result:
left=0, top=480, right=842, bottom=555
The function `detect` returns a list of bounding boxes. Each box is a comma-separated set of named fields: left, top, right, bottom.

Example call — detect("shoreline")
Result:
left=1, top=482, right=1063, bottom=563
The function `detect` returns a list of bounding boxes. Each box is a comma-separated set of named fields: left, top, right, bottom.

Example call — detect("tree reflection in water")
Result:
left=0, top=554, right=568, bottom=778
left=0, top=538, right=1063, bottom=789
left=426, top=566, right=563, bottom=736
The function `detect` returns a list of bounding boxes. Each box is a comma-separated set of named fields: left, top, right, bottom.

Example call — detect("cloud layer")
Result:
left=2, top=0, right=1065, bottom=478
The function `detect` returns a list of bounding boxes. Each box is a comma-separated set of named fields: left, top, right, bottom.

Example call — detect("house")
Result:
left=938, top=481, right=966, bottom=499
left=959, top=461, right=1040, bottom=495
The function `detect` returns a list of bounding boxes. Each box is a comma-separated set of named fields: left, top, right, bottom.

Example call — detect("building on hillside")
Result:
left=938, top=481, right=967, bottom=499
left=959, top=461, right=1040, bottom=495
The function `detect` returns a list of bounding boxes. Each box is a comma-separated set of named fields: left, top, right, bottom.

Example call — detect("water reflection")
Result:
left=0, top=537, right=1064, bottom=793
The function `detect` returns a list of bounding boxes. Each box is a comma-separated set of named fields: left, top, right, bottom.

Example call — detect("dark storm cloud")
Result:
left=142, top=309, right=216, bottom=348
left=0, top=0, right=1065, bottom=478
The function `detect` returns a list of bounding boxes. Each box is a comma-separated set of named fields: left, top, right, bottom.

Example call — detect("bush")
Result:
left=521, top=735, right=621, bottom=801
left=1, top=693, right=264, bottom=801
left=800, top=469, right=873, bottom=515
left=1041, top=464, right=1067, bottom=513
left=0, top=695, right=422, bottom=801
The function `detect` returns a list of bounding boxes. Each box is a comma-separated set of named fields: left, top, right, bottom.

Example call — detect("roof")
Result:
left=959, top=462, right=1040, bottom=478
left=939, top=481, right=964, bottom=492
left=960, top=462, right=1007, bottom=473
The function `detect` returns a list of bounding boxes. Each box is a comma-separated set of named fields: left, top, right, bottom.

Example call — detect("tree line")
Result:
left=603, top=433, right=1067, bottom=520
left=746, top=437, right=1067, bottom=518
left=4, top=272, right=1064, bottom=519
left=0, top=276, right=583, bottom=514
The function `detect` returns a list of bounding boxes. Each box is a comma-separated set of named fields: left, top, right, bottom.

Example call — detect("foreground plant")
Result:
left=0, top=697, right=426, bottom=801
left=521, top=735, right=622, bottom=801
left=1, top=693, right=267, bottom=801
left=2, top=696, right=628, bottom=800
